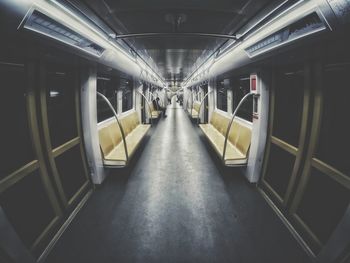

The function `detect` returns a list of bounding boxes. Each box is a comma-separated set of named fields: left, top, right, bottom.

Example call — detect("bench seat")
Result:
left=190, top=101, right=201, bottom=118
left=199, top=111, right=251, bottom=166
left=150, top=103, right=161, bottom=119
left=99, top=111, right=151, bottom=166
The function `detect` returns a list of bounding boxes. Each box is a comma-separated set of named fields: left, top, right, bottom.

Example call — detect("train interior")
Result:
left=0, top=0, right=350, bottom=262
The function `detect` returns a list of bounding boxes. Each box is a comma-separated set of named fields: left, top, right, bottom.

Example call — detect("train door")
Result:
left=261, top=47, right=350, bottom=254
left=288, top=59, right=350, bottom=253
left=39, top=57, right=91, bottom=213
left=261, top=64, right=311, bottom=209
left=0, top=54, right=63, bottom=257
left=0, top=49, right=92, bottom=258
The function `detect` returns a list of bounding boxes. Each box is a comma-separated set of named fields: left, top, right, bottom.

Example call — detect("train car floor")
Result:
left=45, top=103, right=311, bottom=263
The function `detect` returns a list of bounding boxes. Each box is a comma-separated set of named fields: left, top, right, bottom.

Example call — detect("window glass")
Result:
left=121, top=78, right=133, bottom=112
left=46, top=63, right=78, bottom=149
left=296, top=167, right=350, bottom=244
left=272, top=66, right=304, bottom=147
left=55, top=144, right=87, bottom=200
left=216, top=79, right=227, bottom=112
left=264, top=143, right=296, bottom=198
left=316, top=63, right=350, bottom=176
left=0, top=170, right=55, bottom=248
left=232, top=76, right=253, bottom=122
left=96, top=75, right=118, bottom=123
left=0, top=63, right=36, bottom=177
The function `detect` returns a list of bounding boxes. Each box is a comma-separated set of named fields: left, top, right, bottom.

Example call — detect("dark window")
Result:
left=264, top=143, right=296, bottom=198
left=0, top=63, right=36, bottom=177
left=316, top=63, right=350, bottom=176
left=216, top=79, right=227, bottom=112
left=46, top=63, right=78, bottom=149
left=296, top=168, right=350, bottom=244
left=272, top=66, right=304, bottom=147
left=0, top=170, right=55, bottom=248
left=121, top=78, right=133, bottom=112
left=97, top=75, right=118, bottom=123
left=55, top=144, right=87, bottom=200
left=232, top=76, right=253, bottom=122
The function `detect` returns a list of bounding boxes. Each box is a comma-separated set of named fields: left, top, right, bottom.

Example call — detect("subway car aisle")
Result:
left=45, top=103, right=310, bottom=263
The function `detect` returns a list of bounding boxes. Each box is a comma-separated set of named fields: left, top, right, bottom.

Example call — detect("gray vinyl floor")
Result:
left=45, top=103, right=310, bottom=263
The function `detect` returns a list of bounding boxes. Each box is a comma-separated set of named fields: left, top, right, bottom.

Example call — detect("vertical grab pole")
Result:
left=97, top=92, right=129, bottom=163
left=135, top=90, right=153, bottom=126
left=222, top=93, right=254, bottom=162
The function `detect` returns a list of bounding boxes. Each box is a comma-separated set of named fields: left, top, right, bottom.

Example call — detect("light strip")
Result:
left=183, top=0, right=323, bottom=87
left=182, top=0, right=294, bottom=86
left=239, top=0, right=291, bottom=37
left=31, top=0, right=164, bottom=85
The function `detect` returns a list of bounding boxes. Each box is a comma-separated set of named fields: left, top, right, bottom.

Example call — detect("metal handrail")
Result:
left=97, top=92, right=129, bottom=162
left=135, top=90, right=153, bottom=126
left=222, top=93, right=254, bottom=161
left=197, top=90, right=214, bottom=125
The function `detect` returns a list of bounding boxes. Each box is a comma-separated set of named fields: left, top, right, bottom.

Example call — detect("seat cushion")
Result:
left=236, top=124, right=252, bottom=156
left=105, top=124, right=151, bottom=161
left=199, top=123, right=247, bottom=165
left=99, top=121, right=122, bottom=157
left=191, top=109, right=199, bottom=118
left=151, top=111, right=160, bottom=118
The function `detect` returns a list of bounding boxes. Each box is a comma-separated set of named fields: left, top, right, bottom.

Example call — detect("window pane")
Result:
left=232, top=76, right=253, bottom=122
left=46, top=63, right=78, bottom=149
left=121, top=78, right=133, bottom=112
left=316, top=63, right=350, bottom=176
left=264, top=143, right=296, bottom=198
left=216, top=79, right=227, bottom=112
left=97, top=75, right=118, bottom=123
left=55, top=144, right=87, bottom=200
left=296, top=168, right=350, bottom=244
left=0, top=170, right=55, bottom=248
left=0, top=63, right=36, bottom=177
left=272, top=66, right=304, bottom=147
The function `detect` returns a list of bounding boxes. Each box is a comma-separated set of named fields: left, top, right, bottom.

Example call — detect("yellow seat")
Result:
left=98, top=111, right=151, bottom=167
left=150, top=103, right=161, bottom=119
left=199, top=111, right=252, bottom=166
left=190, top=101, right=201, bottom=118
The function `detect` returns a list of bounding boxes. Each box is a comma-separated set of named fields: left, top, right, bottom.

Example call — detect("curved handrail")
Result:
left=222, top=93, right=254, bottom=161
left=135, top=90, right=153, bottom=126
left=97, top=92, right=129, bottom=162
left=197, top=89, right=214, bottom=125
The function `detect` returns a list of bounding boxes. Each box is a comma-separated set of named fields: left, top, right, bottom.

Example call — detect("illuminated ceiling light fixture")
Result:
left=19, top=0, right=164, bottom=85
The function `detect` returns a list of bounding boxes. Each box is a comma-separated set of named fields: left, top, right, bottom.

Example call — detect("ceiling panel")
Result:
left=81, top=0, right=281, bottom=85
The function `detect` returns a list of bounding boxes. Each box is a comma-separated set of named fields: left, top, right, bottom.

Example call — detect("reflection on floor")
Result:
left=45, top=103, right=310, bottom=263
